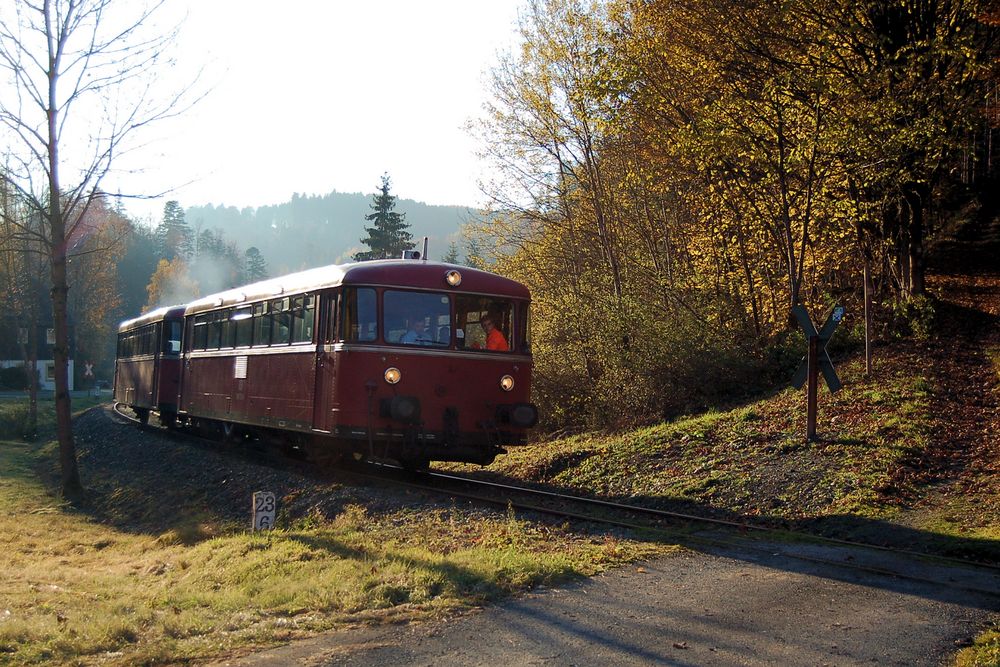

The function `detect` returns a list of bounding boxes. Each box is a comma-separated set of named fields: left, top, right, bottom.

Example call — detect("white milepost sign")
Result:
left=252, top=491, right=276, bottom=531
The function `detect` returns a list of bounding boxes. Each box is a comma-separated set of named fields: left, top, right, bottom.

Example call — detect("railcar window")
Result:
left=215, top=310, right=229, bottom=349
left=164, top=321, right=182, bottom=355
left=291, top=294, right=315, bottom=344
left=271, top=298, right=291, bottom=345
left=233, top=307, right=252, bottom=347
left=323, top=292, right=339, bottom=344
left=384, top=290, right=450, bottom=347
left=518, top=303, right=531, bottom=354
left=252, top=302, right=271, bottom=346
left=207, top=312, right=222, bottom=349
left=193, top=314, right=209, bottom=350
left=455, top=296, right=513, bottom=352
left=141, top=325, right=153, bottom=356
left=341, top=288, right=377, bottom=342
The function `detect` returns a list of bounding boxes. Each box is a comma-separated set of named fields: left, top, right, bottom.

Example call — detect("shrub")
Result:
left=0, top=402, right=31, bottom=440
left=891, top=294, right=938, bottom=340
left=0, top=366, right=28, bottom=390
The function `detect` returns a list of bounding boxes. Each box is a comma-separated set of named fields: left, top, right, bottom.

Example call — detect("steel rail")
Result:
left=367, top=464, right=1000, bottom=599
left=422, top=468, right=1000, bottom=573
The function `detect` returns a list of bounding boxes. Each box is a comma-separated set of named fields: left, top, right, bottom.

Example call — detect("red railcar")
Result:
left=114, top=305, right=185, bottom=425
left=176, top=259, right=537, bottom=467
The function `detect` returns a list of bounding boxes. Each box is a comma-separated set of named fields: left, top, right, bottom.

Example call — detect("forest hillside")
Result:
left=185, top=191, right=475, bottom=274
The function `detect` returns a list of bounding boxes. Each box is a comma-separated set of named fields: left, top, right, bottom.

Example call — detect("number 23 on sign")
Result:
left=252, top=491, right=276, bottom=531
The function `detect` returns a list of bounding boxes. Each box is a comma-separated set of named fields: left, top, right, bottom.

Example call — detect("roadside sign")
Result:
left=252, top=491, right=276, bottom=531
left=791, top=304, right=844, bottom=440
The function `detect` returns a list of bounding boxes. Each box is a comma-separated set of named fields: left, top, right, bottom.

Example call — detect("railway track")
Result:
left=111, top=402, right=1000, bottom=599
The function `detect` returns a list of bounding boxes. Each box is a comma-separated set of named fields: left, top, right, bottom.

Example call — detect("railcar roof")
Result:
left=118, top=305, right=186, bottom=332
left=184, top=260, right=531, bottom=316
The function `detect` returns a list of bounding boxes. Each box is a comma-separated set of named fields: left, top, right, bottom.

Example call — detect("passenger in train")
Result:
left=400, top=314, right=434, bottom=345
left=481, top=314, right=509, bottom=351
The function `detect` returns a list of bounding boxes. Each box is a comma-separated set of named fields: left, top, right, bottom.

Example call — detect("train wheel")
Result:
left=135, top=408, right=150, bottom=426
left=222, top=422, right=239, bottom=443
left=158, top=411, right=176, bottom=428
left=303, top=439, right=342, bottom=468
left=400, top=457, right=430, bottom=474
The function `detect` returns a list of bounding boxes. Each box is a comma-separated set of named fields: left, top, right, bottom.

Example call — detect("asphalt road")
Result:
left=213, top=537, right=999, bottom=666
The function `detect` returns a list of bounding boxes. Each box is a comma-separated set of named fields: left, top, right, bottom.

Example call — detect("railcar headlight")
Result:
left=384, top=367, right=402, bottom=384
left=445, top=270, right=462, bottom=287
left=500, top=374, right=514, bottom=392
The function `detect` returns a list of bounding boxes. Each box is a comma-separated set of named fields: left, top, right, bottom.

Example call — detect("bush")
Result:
left=0, top=402, right=31, bottom=440
left=528, top=291, right=787, bottom=433
left=891, top=294, right=938, bottom=340
left=0, top=366, right=28, bottom=390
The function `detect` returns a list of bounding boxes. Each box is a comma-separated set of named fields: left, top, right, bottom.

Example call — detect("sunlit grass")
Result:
left=1, top=433, right=672, bottom=665
left=954, top=625, right=1000, bottom=667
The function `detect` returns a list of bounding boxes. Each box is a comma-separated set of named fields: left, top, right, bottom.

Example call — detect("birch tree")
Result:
left=0, top=0, right=196, bottom=499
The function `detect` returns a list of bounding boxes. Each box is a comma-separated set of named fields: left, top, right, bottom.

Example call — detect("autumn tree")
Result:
left=66, top=197, right=130, bottom=376
left=473, top=0, right=998, bottom=430
left=145, top=258, right=198, bottom=311
left=0, top=0, right=196, bottom=498
left=354, top=174, right=413, bottom=260
left=0, top=173, right=46, bottom=436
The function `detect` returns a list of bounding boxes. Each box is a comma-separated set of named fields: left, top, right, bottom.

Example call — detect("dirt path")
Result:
left=211, top=541, right=999, bottom=666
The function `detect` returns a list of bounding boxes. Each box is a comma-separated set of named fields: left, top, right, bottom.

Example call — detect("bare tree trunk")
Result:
left=905, top=186, right=926, bottom=297
left=45, top=2, right=82, bottom=499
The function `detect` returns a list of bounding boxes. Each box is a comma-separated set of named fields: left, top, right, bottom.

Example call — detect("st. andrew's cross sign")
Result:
left=791, top=304, right=844, bottom=440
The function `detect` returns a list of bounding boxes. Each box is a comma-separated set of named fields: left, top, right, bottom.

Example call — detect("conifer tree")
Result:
left=244, top=246, right=268, bottom=281
left=354, top=174, right=413, bottom=261
left=157, top=200, right=192, bottom=261
left=442, top=241, right=461, bottom=264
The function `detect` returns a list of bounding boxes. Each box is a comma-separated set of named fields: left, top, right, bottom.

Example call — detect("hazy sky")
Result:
left=107, top=1, right=524, bottom=224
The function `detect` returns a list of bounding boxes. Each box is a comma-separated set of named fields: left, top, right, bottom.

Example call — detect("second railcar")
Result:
left=113, top=305, right=185, bottom=425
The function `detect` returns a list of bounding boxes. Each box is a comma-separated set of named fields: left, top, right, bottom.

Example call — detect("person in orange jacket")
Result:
left=481, top=314, right=508, bottom=351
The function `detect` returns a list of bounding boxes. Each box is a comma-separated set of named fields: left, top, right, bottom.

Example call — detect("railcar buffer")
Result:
left=791, top=304, right=844, bottom=440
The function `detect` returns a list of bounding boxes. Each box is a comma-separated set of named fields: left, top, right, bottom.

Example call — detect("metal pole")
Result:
left=864, top=257, right=872, bottom=376
left=807, top=334, right=818, bottom=441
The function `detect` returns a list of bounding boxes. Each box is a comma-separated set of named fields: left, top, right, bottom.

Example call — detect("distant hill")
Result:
left=185, top=191, right=477, bottom=275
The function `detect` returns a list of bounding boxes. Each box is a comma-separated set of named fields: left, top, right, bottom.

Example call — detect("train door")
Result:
left=150, top=321, right=162, bottom=405
left=313, top=290, right=338, bottom=432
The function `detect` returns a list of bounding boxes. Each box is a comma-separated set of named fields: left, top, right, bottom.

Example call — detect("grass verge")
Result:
left=0, top=400, right=673, bottom=666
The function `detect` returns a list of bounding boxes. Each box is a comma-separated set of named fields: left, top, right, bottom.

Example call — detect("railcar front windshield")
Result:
left=384, top=290, right=451, bottom=346
left=340, top=286, right=521, bottom=352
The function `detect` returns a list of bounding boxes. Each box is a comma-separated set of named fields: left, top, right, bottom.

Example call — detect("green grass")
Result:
left=0, top=404, right=673, bottom=666
left=462, top=357, right=938, bottom=523
left=0, top=395, right=103, bottom=440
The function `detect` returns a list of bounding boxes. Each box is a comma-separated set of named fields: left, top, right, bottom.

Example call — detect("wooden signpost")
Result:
left=791, top=304, right=844, bottom=440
